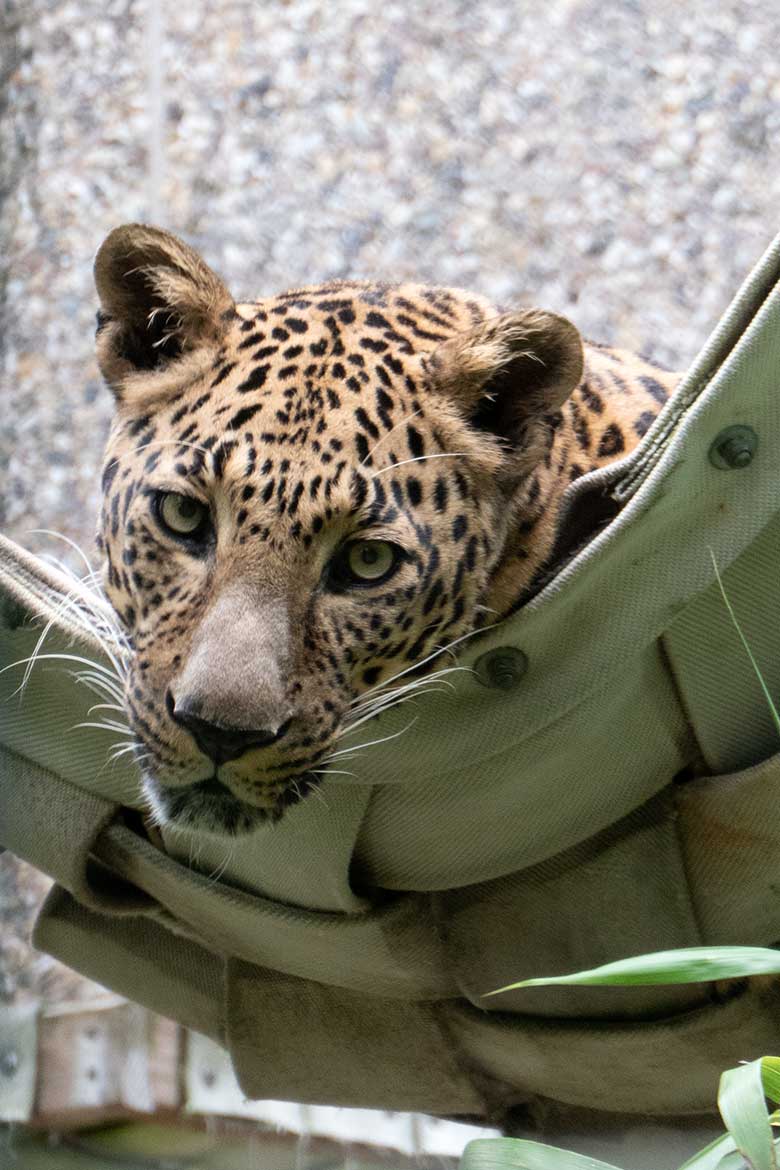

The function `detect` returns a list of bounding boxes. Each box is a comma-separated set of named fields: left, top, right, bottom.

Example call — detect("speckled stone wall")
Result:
left=2, top=0, right=779, bottom=566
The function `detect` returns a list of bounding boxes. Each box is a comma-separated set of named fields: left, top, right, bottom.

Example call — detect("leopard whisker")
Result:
left=349, top=670, right=461, bottom=714
left=1, top=650, right=123, bottom=696
left=361, top=408, right=422, bottom=465
left=353, top=626, right=491, bottom=702
left=73, top=672, right=126, bottom=706
left=87, top=701, right=127, bottom=716
left=304, top=778, right=330, bottom=809
left=308, top=767, right=357, bottom=778
left=107, top=742, right=143, bottom=762
left=370, top=452, right=468, bottom=477
left=205, top=844, right=236, bottom=885
left=127, top=437, right=213, bottom=460
left=345, top=687, right=450, bottom=729
left=326, top=717, right=418, bottom=759
left=76, top=719, right=135, bottom=735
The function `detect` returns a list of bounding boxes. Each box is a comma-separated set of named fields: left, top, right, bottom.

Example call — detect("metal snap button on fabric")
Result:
left=474, top=647, right=528, bottom=690
left=709, top=425, right=758, bottom=469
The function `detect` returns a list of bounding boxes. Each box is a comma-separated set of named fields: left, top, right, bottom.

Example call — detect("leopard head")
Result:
left=94, top=224, right=583, bottom=835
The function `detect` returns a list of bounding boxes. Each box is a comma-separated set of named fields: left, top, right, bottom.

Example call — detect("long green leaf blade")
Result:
left=675, top=1132, right=736, bottom=1170
left=762, top=1060, right=780, bottom=1105
left=460, top=1137, right=624, bottom=1170
left=710, top=551, right=780, bottom=739
left=716, top=1153, right=753, bottom=1170
left=485, top=946, right=780, bottom=995
left=719, top=1059, right=776, bottom=1170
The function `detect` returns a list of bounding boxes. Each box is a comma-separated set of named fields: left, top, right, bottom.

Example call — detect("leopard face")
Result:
left=94, top=225, right=674, bottom=836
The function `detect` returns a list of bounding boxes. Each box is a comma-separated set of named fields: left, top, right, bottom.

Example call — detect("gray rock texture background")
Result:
left=0, top=0, right=779, bottom=1059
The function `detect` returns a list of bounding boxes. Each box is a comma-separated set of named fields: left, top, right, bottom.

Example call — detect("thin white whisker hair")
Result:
left=74, top=665, right=126, bottom=690
left=32, top=556, right=131, bottom=668
left=12, top=598, right=128, bottom=702
left=73, top=676, right=125, bottom=707
left=349, top=684, right=453, bottom=719
left=1, top=652, right=125, bottom=708
left=309, top=767, right=357, bottom=778
left=205, top=845, right=236, bottom=885
left=5, top=570, right=127, bottom=673
left=76, top=719, right=135, bottom=735
left=305, top=779, right=330, bottom=809
left=343, top=700, right=440, bottom=735
left=370, top=452, right=468, bottom=477
left=349, top=669, right=463, bottom=713
left=326, top=717, right=418, bottom=759
left=93, top=740, right=150, bottom=783
left=361, top=409, right=422, bottom=465
left=352, top=665, right=462, bottom=701
left=345, top=686, right=451, bottom=727
left=87, top=701, right=127, bottom=716
left=353, top=625, right=495, bottom=702
left=108, top=742, right=143, bottom=761
left=128, top=437, right=212, bottom=460
left=28, top=530, right=104, bottom=589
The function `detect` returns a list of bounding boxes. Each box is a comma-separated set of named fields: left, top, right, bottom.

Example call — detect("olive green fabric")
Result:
left=2, top=231, right=780, bottom=1127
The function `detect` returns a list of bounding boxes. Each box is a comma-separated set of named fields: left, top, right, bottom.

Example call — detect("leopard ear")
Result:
left=94, top=224, right=235, bottom=404
left=425, top=309, right=583, bottom=476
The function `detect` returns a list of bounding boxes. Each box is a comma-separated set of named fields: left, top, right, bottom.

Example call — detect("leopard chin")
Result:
left=144, top=772, right=314, bottom=837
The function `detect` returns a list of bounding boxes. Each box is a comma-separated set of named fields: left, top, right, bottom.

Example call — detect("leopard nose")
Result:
left=166, top=691, right=292, bottom=764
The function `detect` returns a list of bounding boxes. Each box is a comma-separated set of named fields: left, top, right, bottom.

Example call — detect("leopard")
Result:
left=93, top=224, right=679, bottom=837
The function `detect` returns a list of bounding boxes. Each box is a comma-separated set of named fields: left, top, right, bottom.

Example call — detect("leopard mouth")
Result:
left=146, top=770, right=316, bottom=836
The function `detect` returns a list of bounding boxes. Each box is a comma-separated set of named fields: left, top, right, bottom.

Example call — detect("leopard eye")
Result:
left=156, top=492, right=209, bottom=538
left=345, top=540, right=398, bottom=582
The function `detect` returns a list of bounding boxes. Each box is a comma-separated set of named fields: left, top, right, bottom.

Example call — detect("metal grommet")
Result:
left=474, top=647, right=528, bottom=690
left=709, top=425, right=758, bottom=470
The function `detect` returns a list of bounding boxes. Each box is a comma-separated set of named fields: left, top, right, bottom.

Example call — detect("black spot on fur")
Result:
left=634, top=410, right=657, bottom=438
left=638, top=376, right=669, bottom=406
left=452, top=515, right=467, bottom=541
left=406, top=425, right=425, bottom=459
left=580, top=382, right=604, bottom=413
left=102, top=458, right=119, bottom=492
left=237, top=364, right=270, bottom=394
left=354, top=408, right=380, bottom=440
left=228, top=404, right=262, bottom=430
left=570, top=400, right=590, bottom=451
left=407, top=478, right=423, bottom=506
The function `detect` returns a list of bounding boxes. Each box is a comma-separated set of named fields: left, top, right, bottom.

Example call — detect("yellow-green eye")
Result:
left=346, top=540, right=397, bottom=582
left=157, top=492, right=209, bottom=537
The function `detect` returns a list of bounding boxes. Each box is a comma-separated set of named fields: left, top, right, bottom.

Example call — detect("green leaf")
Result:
left=719, top=1059, right=776, bottom=1170
left=675, top=1133, right=737, bottom=1170
left=762, top=1060, right=780, bottom=1105
left=459, top=1137, right=624, bottom=1170
left=715, top=1153, right=751, bottom=1170
left=485, top=947, right=780, bottom=995
left=710, top=551, right=780, bottom=739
